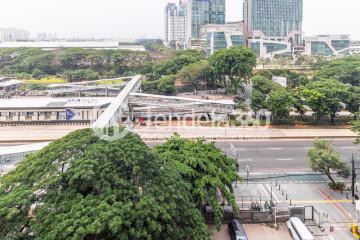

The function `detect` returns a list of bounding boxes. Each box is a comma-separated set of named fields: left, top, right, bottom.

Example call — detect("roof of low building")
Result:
left=0, top=97, right=114, bottom=109
left=0, top=80, right=23, bottom=88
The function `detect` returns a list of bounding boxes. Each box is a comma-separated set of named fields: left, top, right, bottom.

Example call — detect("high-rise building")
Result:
left=243, top=0, right=303, bottom=57
left=164, top=1, right=188, bottom=48
left=187, top=0, right=226, bottom=41
left=0, top=28, right=30, bottom=42
left=244, top=0, right=303, bottom=41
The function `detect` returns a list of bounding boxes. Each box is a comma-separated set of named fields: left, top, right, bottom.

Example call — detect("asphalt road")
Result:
left=213, top=139, right=359, bottom=175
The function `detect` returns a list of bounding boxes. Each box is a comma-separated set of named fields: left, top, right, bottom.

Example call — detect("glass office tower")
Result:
left=188, top=0, right=226, bottom=39
left=244, top=0, right=303, bottom=41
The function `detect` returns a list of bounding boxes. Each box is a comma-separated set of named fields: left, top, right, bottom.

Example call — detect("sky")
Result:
left=0, top=0, right=359, bottom=40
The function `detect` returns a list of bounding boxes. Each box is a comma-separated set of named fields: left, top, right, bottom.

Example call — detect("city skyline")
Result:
left=0, top=0, right=359, bottom=40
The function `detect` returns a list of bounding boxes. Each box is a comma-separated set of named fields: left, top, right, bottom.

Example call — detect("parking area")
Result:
left=210, top=223, right=292, bottom=240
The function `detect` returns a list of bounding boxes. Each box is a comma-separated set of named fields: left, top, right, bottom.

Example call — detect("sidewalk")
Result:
left=133, top=126, right=357, bottom=141
left=0, top=125, right=356, bottom=143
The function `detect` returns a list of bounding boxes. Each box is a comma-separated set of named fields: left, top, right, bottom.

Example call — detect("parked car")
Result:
left=228, top=219, right=248, bottom=240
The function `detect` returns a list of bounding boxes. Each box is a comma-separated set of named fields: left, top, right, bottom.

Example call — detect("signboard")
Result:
left=66, top=109, right=75, bottom=121
left=272, top=76, right=287, bottom=87
left=66, top=98, right=99, bottom=107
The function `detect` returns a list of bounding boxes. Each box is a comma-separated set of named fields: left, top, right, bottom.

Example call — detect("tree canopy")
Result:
left=250, top=75, right=282, bottom=112
left=300, top=79, right=350, bottom=123
left=154, top=134, right=239, bottom=229
left=209, top=47, right=256, bottom=93
left=151, top=50, right=205, bottom=80
left=0, top=129, right=211, bottom=240
left=0, top=48, right=151, bottom=81
left=308, top=139, right=350, bottom=186
left=316, top=56, right=360, bottom=86
left=266, top=88, right=295, bottom=123
left=176, top=60, right=211, bottom=89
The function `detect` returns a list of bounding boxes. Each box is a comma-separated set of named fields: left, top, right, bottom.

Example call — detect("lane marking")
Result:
left=235, top=148, right=247, bottom=151
left=318, top=187, right=353, bottom=222
left=276, top=158, right=293, bottom=161
left=238, top=159, right=254, bottom=162
left=340, top=146, right=357, bottom=149
left=328, top=236, right=335, bottom=240
left=265, top=184, right=279, bottom=202
left=266, top=148, right=284, bottom=150
left=260, top=184, right=271, bottom=199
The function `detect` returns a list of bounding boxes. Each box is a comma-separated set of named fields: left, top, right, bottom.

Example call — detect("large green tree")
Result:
left=154, top=134, right=239, bottom=230
left=301, top=79, right=350, bottom=123
left=152, top=50, right=205, bottom=80
left=266, top=88, right=295, bottom=123
left=209, top=47, right=256, bottom=93
left=176, top=60, right=211, bottom=89
left=0, top=129, right=209, bottom=240
left=250, top=75, right=282, bottom=112
left=308, top=139, right=350, bottom=186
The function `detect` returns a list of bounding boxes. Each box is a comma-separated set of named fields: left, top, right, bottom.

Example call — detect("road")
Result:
left=213, top=139, right=359, bottom=175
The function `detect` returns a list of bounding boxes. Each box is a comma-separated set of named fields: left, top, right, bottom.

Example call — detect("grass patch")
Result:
left=23, top=77, right=66, bottom=84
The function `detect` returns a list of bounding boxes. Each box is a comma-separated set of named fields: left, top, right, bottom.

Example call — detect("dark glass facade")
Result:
left=190, top=0, right=225, bottom=38
left=230, top=35, right=244, bottom=46
left=331, top=40, right=350, bottom=52
left=264, top=42, right=288, bottom=53
left=311, top=42, right=333, bottom=56
left=251, top=0, right=303, bottom=37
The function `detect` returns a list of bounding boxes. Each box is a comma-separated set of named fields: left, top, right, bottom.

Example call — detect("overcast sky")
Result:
left=0, top=0, right=359, bottom=40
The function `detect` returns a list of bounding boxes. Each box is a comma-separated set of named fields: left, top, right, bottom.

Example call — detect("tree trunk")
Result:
left=330, top=113, right=336, bottom=124
left=315, top=113, right=321, bottom=124
left=327, top=170, right=336, bottom=185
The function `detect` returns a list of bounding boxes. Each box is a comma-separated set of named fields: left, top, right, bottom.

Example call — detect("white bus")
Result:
left=287, top=217, right=314, bottom=240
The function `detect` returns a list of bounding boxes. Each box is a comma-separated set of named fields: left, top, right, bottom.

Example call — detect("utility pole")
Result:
left=352, top=154, right=356, bottom=204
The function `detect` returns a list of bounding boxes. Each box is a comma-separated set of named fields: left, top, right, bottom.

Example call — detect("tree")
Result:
left=292, top=88, right=306, bottom=121
left=353, top=116, right=360, bottom=145
left=0, top=129, right=209, bottom=240
left=154, top=134, right=239, bottom=230
left=0, top=48, right=152, bottom=80
left=250, top=75, right=281, bottom=112
left=177, top=60, right=210, bottom=89
left=301, top=79, right=350, bottom=123
left=266, top=88, right=295, bottom=123
left=258, top=58, right=267, bottom=69
left=316, top=57, right=360, bottom=87
left=156, top=75, right=176, bottom=95
left=209, top=46, right=256, bottom=93
left=345, top=86, right=360, bottom=120
left=152, top=50, right=204, bottom=80
left=308, top=139, right=350, bottom=187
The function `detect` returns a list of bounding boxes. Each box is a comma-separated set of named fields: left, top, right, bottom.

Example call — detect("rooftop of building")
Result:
left=0, top=42, right=146, bottom=51
left=304, top=34, right=351, bottom=40
left=0, top=79, right=23, bottom=88
left=0, top=97, right=114, bottom=109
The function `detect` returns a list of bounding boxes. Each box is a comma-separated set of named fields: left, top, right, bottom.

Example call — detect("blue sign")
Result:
left=66, top=109, right=75, bottom=121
